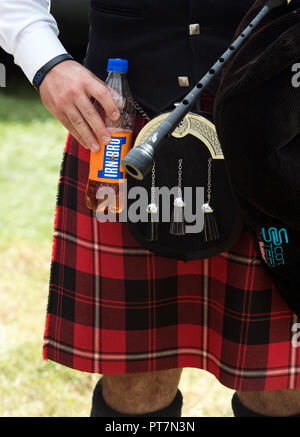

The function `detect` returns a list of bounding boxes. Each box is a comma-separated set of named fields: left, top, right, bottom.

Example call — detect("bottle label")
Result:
left=89, top=131, right=132, bottom=183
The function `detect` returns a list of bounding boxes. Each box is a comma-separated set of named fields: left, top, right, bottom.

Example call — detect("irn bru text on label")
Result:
left=89, top=131, right=132, bottom=184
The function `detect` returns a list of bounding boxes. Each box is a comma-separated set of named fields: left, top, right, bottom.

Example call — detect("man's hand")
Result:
left=39, top=60, right=120, bottom=152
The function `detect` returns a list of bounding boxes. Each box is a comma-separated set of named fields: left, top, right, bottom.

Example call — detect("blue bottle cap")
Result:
left=107, top=58, right=128, bottom=73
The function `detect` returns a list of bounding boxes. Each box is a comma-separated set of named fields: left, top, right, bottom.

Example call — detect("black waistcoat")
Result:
left=85, top=0, right=255, bottom=113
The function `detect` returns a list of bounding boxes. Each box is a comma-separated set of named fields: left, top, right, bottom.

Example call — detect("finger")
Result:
left=87, top=81, right=120, bottom=121
left=75, top=94, right=112, bottom=146
left=67, top=106, right=102, bottom=152
left=60, top=112, right=89, bottom=149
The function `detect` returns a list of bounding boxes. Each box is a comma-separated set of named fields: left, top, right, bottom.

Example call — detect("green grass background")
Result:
left=0, top=77, right=234, bottom=417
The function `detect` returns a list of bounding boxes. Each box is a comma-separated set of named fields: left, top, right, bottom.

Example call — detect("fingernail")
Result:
left=112, top=111, right=119, bottom=120
left=102, top=136, right=111, bottom=145
left=91, top=143, right=100, bottom=152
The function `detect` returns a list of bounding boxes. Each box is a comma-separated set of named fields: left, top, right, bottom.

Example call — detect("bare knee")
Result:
left=102, top=369, right=183, bottom=414
left=237, top=388, right=300, bottom=416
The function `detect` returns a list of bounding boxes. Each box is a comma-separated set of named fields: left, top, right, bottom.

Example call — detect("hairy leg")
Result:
left=102, top=368, right=183, bottom=415
left=237, top=389, right=300, bottom=416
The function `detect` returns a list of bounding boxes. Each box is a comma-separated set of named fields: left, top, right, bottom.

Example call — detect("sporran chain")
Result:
left=207, top=157, right=212, bottom=203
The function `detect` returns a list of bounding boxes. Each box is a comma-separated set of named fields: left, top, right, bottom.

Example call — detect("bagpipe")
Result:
left=121, top=0, right=293, bottom=262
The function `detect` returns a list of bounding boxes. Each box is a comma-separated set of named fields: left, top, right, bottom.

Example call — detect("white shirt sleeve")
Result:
left=0, top=0, right=68, bottom=83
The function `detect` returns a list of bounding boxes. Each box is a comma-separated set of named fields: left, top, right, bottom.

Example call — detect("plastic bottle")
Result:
left=85, top=58, right=136, bottom=214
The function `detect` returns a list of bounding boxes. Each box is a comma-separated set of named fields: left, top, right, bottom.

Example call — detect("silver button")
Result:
left=178, top=76, right=189, bottom=87
left=189, top=23, right=200, bottom=35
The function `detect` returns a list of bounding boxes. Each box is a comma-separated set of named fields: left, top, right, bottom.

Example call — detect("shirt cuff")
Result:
left=14, top=23, right=68, bottom=83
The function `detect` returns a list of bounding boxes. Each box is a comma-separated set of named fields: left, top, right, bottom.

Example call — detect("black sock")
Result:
left=90, top=378, right=183, bottom=417
left=232, top=392, right=300, bottom=417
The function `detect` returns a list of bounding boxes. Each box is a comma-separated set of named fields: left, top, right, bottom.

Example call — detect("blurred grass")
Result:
left=0, top=79, right=233, bottom=417
left=0, top=80, right=65, bottom=243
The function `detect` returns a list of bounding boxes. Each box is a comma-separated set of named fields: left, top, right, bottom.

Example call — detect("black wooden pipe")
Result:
left=122, top=0, right=292, bottom=180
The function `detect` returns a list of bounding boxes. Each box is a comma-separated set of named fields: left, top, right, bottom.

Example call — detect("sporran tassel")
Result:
left=202, top=157, right=220, bottom=242
left=170, top=197, right=186, bottom=236
left=170, top=158, right=186, bottom=236
left=146, top=203, right=159, bottom=241
left=202, top=203, right=220, bottom=242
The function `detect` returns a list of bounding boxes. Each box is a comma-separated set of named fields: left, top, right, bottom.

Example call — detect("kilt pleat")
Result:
left=43, top=95, right=300, bottom=391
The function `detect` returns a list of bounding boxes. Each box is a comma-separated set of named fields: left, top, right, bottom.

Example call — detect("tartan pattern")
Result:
left=43, top=94, right=300, bottom=391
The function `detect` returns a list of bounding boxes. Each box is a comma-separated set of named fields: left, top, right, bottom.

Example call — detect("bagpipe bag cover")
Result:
left=214, top=0, right=300, bottom=314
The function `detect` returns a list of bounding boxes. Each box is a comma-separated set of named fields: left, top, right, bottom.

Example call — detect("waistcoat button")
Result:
left=178, top=76, right=190, bottom=87
left=189, top=23, right=200, bottom=35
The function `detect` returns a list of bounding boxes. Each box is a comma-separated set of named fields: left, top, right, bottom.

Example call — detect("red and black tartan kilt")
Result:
left=43, top=94, right=300, bottom=392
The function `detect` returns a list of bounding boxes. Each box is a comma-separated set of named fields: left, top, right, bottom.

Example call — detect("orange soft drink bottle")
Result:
left=85, top=58, right=136, bottom=214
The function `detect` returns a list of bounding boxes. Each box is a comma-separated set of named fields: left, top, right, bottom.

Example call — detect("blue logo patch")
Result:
left=98, top=136, right=126, bottom=180
left=259, top=227, right=288, bottom=267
